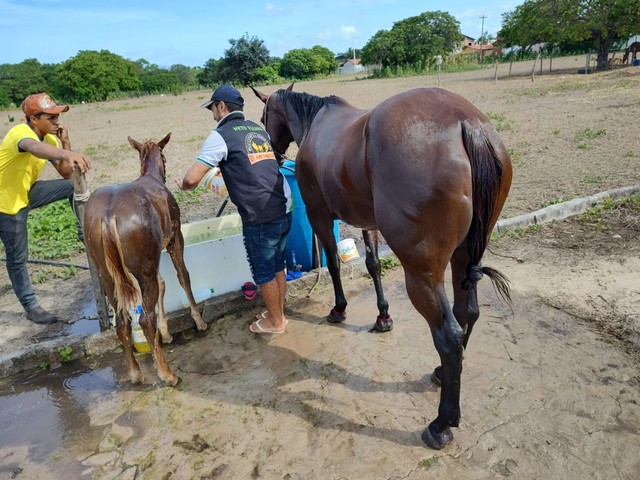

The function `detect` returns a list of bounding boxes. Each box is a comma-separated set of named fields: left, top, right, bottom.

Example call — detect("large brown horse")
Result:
left=84, top=133, right=207, bottom=386
left=252, top=85, right=512, bottom=449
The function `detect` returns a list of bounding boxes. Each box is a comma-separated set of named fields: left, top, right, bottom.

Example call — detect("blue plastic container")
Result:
left=280, top=160, right=339, bottom=272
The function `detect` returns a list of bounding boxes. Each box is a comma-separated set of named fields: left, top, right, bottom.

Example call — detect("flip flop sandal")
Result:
left=255, top=311, right=289, bottom=326
left=241, top=282, right=258, bottom=300
left=249, top=318, right=285, bottom=334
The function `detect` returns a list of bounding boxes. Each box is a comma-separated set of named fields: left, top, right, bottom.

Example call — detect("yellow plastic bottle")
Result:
left=130, top=305, right=151, bottom=354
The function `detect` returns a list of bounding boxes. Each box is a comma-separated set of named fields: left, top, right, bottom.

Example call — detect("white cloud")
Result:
left=341, top=25, right=357, bottom=37
left=265, top=2, right=284, bottom=14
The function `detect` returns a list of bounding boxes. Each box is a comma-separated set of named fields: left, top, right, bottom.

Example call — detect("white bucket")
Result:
left=200, top=167, right=227, bottom=198
left=337, top=238, right=360, bottom=263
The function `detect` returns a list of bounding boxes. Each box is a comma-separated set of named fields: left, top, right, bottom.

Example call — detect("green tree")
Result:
left=280, top=46, right=337, bottom=79
left=280, top=49, right=314, bottom=79
left=310, top=45, right=337, bottom=74
left=499, top=0, right=640, bottom=69
left=170, top=64, right=198, bottom=87
left=252, top=64, right=282, bottom=84
left=361, top=29, right=401, bottom=67
left=361, top=11, right=461, bottom=68
left=220, top=34, right=271, bottom=86
left=0, top=59, right=52, bottom=106
left=53, top=50, right=141, bottom=102
left=198, top=57, right=224, bottom=87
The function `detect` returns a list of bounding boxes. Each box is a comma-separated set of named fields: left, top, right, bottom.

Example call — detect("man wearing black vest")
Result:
left=177, top=84, right=292, bottom=334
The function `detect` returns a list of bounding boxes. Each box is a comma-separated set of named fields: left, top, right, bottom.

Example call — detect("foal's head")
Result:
left=128, top=133, right=171, bottom=183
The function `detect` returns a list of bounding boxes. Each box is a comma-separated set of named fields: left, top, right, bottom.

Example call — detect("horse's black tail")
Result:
left=461, top=121, right=512, bottom=308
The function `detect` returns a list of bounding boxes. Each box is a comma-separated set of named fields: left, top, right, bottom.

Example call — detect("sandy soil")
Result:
left=0, top=56, right=639, bottom=479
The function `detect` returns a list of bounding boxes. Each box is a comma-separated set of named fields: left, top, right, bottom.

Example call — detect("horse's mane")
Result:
left=278, top=89, right=341, bottom=132
left=138, top=140, right=167, bottom=183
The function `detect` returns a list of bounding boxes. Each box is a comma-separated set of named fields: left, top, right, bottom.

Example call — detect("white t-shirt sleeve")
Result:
left=197, top=130, right=228, bottom=168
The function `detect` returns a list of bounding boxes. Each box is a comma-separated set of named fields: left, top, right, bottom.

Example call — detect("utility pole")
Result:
left=479, top=15, right=487, bottom=62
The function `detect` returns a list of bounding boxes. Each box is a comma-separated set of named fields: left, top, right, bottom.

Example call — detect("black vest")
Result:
left=216, top=112, right=287, bottom=225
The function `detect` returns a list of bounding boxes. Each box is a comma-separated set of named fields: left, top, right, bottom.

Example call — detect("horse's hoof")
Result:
left=161, top=333, right=174, bottom=344
left=431, top=366, right=442, bottom=387
left=129, top=372, right=145, bottom=384
left=371, top=315, right=393, bottom=332
left=422, top=423, right=454, bottom=450
left=164, top=374, right=181, bottom=387
left=327, top=308, right=346, bottom=323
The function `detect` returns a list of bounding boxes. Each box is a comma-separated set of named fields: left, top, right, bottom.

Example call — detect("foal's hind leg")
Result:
left=156, top=273, right=173, bottom=344
left=100, top=276, right=144, bottom=384
left=115, top=310, right=145, bottom=384
left=362, top=230, right=392, bottom=332
left=138, top=277, right=179, bottom=386
left=431, top=246, right=480, bottom=387
left=166, top=233, right=208, bottom=332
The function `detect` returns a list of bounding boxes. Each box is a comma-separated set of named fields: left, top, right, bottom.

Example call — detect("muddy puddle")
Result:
left=0, top=353, right=126, bottom=478
left=0, top=266, right=638, bottom=479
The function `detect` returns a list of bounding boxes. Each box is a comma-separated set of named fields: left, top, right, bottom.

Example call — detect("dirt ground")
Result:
left=0, top=56, right=639, bottom=478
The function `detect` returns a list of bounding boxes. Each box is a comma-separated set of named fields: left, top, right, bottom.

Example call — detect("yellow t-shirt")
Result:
left=0, top=123, right=60, bottom=215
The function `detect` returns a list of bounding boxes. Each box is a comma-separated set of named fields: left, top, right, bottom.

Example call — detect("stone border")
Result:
left=1, top=184, right=638, bottom=379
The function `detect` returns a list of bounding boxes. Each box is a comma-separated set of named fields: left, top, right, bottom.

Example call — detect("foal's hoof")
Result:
left=327, top=308, right=346, bottom=323
left=422, top=423, right=454, bottom=450
left=372, top=315, right=393, bottom=333
left=431, top=366, right=442, bottom=387
left=164, top=374, right=181, bottom=387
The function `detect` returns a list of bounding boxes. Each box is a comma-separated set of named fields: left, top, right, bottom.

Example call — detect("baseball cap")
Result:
left=201, top=84, right=244, bottom=109
left=21, top=93, right=69, bottom=116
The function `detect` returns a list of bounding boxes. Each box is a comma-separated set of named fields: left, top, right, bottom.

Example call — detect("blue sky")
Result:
left=1, top=0, right=517, bottom=68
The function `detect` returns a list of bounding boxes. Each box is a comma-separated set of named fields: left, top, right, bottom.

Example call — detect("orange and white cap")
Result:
left=20, top=93, right=69, bottom=116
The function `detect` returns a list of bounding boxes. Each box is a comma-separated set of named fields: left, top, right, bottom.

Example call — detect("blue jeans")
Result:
left=242, top=213, right=292, bottom=285
left=0, top=179, right=76, bottom=311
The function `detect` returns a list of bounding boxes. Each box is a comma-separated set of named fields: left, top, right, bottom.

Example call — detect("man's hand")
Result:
left=63, top=150, right=92, bottom=173
left=56, top=126, right=70, bottom=146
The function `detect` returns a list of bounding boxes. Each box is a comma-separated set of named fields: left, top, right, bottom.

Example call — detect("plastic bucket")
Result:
left=337, top=238, right=360, bottom=263
left=633, top=59, right=640, bottom=66
left=280, top=160, right=339, bottom=272
left=201, top=168, right=227, bottom=198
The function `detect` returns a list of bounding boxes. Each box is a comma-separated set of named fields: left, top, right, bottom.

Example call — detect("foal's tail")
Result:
left=461, top=121, right=512, bottom=307
left=101, top=217, right=139, bottom=316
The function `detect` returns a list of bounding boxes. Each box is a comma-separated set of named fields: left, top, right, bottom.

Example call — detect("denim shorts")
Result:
left=242, top=213, right=292, bottom=285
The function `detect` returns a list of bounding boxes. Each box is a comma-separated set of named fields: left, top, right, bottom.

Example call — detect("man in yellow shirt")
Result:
left=0, top=93, right=91, bottom=324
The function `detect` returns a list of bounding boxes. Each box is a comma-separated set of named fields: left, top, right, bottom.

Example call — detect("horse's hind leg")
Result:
left=431, top=245, right=480, bottom=386
left=115, top=310, right=145, bottom=384
left=362, top=229, right=392, bottom=332
left=156, top=273, right=173, bottom=344
left=404, top=268, right=463, bottom=450
left=138, top=278, right=179, bottom=386
left=166, top=232, right=207, bottom=331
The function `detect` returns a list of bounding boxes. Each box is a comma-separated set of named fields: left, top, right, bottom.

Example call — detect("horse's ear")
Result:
left=158, top=133, right=171, bottom=150
left=286, top=82, right=294, bottom=91
left=128, top=136, right=142, bottom=152
left=251, top=86, right=268, bottom=104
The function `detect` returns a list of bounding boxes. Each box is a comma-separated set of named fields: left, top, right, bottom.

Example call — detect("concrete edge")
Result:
left=494, top=184, right=640, bottom=233
left=2, top=184, right=638, bottom=379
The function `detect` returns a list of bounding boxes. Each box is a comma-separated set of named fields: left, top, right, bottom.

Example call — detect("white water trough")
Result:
left=159, top=213, right=253, bottom=313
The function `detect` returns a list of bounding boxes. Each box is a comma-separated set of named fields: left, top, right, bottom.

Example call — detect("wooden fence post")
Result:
left=71, top=167, right=111, bottom=331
